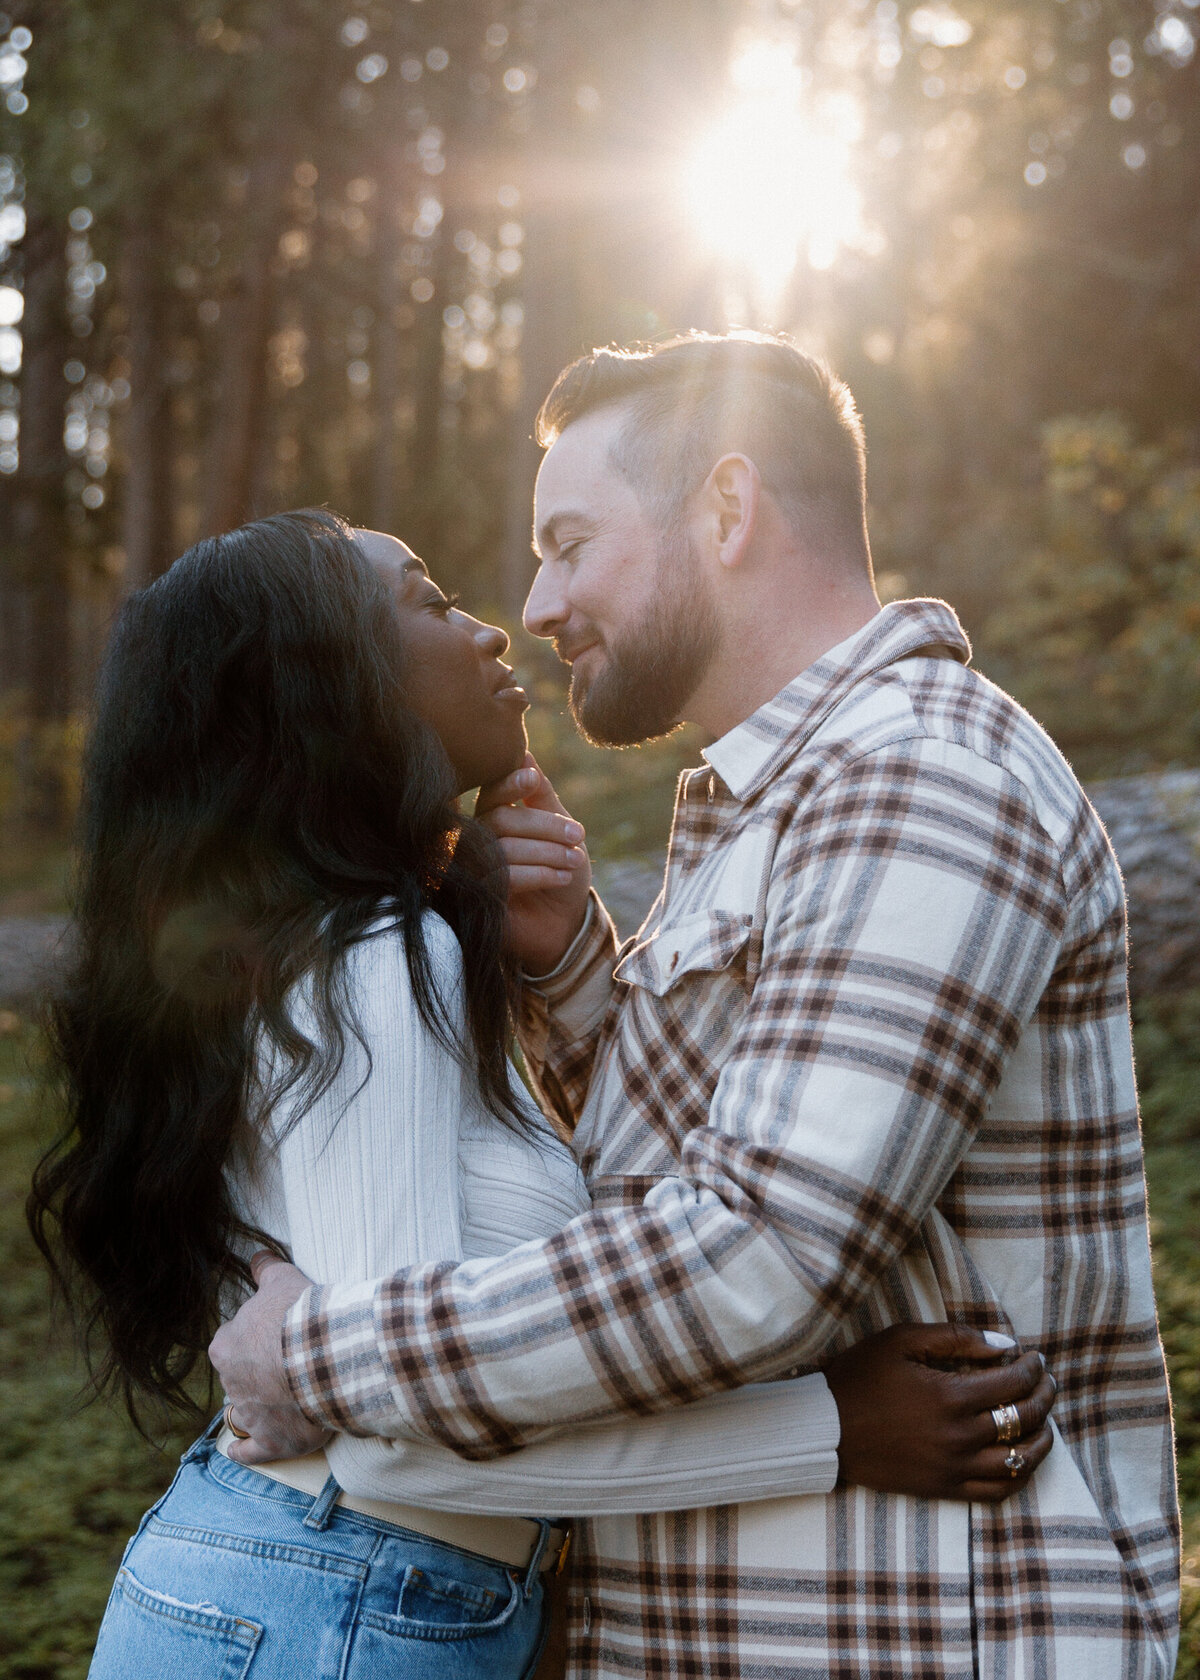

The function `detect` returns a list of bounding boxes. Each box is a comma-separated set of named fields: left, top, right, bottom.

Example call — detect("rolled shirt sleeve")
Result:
left=515, top=888, right=621, bottom=1131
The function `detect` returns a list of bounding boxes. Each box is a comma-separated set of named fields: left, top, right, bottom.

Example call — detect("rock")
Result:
left=0, top=915, right=70, bottom=1013
left=589, top=858, right=664, bottom=942
left=1087, top=771, right=1200, bottom=1001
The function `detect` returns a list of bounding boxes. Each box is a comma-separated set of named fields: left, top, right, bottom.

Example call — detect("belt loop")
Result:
left=183, top=1410, right=226, bottom=1465
left=303, top=1473, right=343, bottom=1531
left=521, top=1519, right=551, bottom=1599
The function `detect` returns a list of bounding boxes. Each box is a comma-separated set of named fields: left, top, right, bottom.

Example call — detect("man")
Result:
left=214, top=333, right=1179, bottom=1677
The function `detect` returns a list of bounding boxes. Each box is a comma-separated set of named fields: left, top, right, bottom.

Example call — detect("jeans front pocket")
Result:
left=88, top=1566, right=262, bottom=1680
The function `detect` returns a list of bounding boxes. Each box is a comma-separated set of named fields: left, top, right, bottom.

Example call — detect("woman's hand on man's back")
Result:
left=824, top=1322, right=1057, bottom=1503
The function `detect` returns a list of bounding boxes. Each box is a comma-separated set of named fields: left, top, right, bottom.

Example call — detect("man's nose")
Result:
left=523, top=563, right=567, bottom=639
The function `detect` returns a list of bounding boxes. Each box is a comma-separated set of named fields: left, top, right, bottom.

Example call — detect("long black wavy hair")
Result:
left=28, top=509, right=526, bottom=1431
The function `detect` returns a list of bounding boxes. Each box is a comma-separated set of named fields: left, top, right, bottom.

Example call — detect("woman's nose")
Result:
left=474, top=618, right=510, bottom=657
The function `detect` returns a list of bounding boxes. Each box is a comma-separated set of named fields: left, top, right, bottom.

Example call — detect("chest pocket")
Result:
left=613, top=909, right=753, bottom=997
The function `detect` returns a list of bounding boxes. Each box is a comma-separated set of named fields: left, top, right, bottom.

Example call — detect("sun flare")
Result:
left=681, top=38, right=865, bottom=306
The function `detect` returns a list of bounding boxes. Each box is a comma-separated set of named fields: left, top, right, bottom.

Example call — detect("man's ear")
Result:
left=704, top=454, right=761, bottom=570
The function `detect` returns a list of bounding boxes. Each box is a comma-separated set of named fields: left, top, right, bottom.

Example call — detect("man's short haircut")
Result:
left=536, top=331, right=870, bottom=560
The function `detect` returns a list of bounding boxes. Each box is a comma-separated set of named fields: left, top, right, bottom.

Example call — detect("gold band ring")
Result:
left=224, top=1403, right=252, bottom=1441
left=1004, top=1447, right=1026, bottom=1478
left=991, top=1402, right=1022, bottom=1444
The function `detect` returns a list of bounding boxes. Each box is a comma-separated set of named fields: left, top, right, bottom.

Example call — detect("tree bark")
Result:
left=13, top=209, right=72, bottom=830
left=405, top=227, right=453, bottom=557
left=199, top=147, right=294, bottom=536
left=120, top=200, right=176, bottom=584
left=370, top=179, right=404, bottom=535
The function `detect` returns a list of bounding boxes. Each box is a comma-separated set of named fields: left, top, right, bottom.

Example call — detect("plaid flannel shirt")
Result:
left=284, top=600, right=1179, bottom=1679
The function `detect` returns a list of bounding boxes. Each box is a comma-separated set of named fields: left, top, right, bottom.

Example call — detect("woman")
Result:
left=29, top=510, right=1052, bottom=1680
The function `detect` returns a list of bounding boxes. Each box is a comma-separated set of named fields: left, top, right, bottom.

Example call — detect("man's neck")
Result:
left=687, top=591, right=882, bottom=740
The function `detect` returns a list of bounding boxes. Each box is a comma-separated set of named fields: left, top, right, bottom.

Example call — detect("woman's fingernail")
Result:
left=555, top=870, right=572, bottom=884
left=564, top=821, right=584, bottom=841
left=982, top=1330, right=1017, bottom=1349
left=517, top=768, right=539, bottom=789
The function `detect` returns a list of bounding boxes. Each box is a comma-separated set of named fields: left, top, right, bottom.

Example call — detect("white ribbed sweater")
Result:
left=228, top=914, right=839, bottom=1516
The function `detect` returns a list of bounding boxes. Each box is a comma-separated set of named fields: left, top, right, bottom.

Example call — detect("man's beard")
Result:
left=566, top=532, right=719, bottom=748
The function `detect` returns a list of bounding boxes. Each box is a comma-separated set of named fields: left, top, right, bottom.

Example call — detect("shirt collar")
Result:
left=701, top=598, right=971, bottom=805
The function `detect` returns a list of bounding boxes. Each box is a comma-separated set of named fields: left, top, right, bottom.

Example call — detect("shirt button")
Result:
left=582, top=1596, right=592, bottom=1634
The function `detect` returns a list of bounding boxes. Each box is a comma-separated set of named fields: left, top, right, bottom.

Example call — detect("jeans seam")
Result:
left=146, top=1514, right=368, bottom=1580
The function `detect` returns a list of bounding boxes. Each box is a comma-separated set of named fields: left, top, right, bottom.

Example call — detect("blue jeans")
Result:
left=88, top=1416, right=550, bottom=1680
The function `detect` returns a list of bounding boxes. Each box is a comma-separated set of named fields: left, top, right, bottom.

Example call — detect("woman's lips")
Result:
left=493, top=678, right=529, bottom=709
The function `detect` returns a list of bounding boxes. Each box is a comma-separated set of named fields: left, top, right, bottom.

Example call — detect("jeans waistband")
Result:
left=196, top=1416, right=569, bottom=1593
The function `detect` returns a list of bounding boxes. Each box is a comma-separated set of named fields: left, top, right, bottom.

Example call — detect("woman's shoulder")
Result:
left=343, top=908, right=464, bottom=1010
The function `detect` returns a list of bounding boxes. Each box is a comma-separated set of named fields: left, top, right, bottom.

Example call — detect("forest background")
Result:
left=0, top=0, right=1198, bottom=1675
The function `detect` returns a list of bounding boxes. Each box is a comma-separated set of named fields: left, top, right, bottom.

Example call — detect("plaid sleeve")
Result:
left=283, top=738, right=1067, bottom=1454
left=515, top=887, right=620, bottom=1130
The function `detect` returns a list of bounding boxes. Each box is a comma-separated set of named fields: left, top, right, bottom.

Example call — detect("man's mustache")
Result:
left=553, top=631, right=602, bottom=666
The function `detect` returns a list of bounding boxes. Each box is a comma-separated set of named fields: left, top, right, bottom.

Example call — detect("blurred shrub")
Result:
left=0, top=1016, right=195, bottom=1678
left=970, top=416, right=1200, bottom=778
left=1136, top=992, right=1200, bottom=1147
left=1135, top=990, right=1200, bottom=1676
left=0, top=698, right=87, bottom=838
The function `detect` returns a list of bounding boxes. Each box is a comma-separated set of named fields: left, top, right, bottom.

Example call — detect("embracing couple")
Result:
left=33, top=334, right=1178, bottom=1679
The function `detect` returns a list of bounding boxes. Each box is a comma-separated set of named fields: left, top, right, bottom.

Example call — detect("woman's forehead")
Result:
left=354, top=528, right=420, bottom=571
left=354, top=530, right=431, bottom=600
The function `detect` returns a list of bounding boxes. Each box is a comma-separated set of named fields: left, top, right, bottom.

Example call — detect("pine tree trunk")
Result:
left=13, top=209, right=71, bottom=831
left=120, top=201, right=176, bottom=585
left=371, top=176, right=404, bottom=535
left=199, top=147, right=293, bottom=537
left=406, top=229, right=452, bottom=556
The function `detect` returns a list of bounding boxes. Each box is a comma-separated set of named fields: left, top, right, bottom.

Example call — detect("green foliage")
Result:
left=1137, top=992, right=1200, bottom=1147
left=0, top=703, right=86, bottom=847
left=1135, top=992, right=1200, bottom=1675
left=0, top=1017, right=195, bottom=1678
left=971, top=417, right=1200, bottom=777
left=1143, top=1133, right=1200, bottom=1676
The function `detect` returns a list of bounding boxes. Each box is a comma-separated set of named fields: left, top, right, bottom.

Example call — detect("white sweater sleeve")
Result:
left=332, top=1374, right=840, bottom=1515
left=272, top=919, right=840, bottom=1514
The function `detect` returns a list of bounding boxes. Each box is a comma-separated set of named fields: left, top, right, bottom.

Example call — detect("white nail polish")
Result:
left=982, top=1330, right=1016, bottom=1349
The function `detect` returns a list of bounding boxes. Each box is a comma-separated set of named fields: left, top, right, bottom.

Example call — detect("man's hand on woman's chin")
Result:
left=208, top=1251, right=332, bottom=1464
left=476, top=753, right=592, bottom=975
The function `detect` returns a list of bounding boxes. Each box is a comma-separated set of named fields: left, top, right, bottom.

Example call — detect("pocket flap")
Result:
left=613, top=909, right=752, bottom=996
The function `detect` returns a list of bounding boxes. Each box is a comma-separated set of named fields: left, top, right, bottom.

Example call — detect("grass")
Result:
left=0, top=1001, right=1197, bottom=1676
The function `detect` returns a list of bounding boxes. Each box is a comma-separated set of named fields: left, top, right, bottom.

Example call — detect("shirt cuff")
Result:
left=282, top=1280, right=401, bottom=1436
left=519, top=888, right=618, bottom=1039
left=520, top=895, right=597, bottom=985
